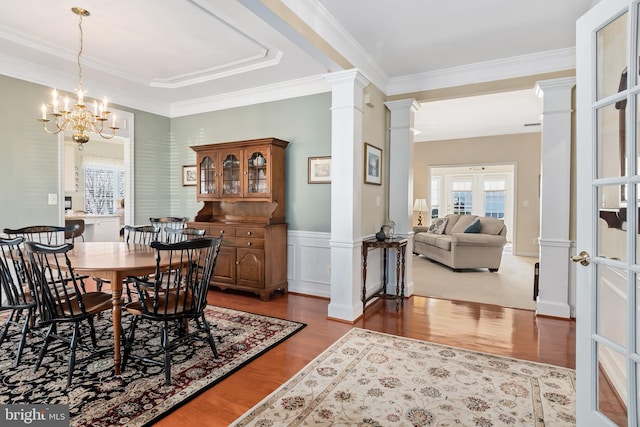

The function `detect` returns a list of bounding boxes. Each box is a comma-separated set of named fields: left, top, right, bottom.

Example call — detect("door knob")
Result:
left=570, top=251, right=591, bottom=266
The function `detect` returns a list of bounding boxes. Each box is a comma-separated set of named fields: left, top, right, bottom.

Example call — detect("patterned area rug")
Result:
left=232, top=328, right=576, bottom=426
left=0, top=306, right=305, bottom=427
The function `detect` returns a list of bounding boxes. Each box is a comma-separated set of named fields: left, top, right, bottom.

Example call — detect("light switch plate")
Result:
left=48, top=193, right=57, bottom=205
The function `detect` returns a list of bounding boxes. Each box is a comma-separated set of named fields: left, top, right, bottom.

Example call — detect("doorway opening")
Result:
left=429, top=163, right=515, bottom=250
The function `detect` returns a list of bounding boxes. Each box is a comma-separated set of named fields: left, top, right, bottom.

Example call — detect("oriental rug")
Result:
left=232, top=328, right=576, bottom=426
left=0, top=306, right=305, bottom=427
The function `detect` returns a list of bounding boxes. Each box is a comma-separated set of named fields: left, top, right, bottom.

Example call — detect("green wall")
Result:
left=170, top=93, right=332, bottom=232
left=0, top=74, right=171, bottom=228
left=0, top=74, right=332, bottom=233
left=1, top=76, right=65, bottom=227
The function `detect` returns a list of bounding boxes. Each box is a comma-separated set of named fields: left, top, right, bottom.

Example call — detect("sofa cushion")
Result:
left=416, top=232, right=452, bottom=251
left=450, top=215, right=478, bottom=234
left=478, top=217, right=506, bottom=235
left=428, top=217, right=448, bottom=234
left=464, top=218, right=481, bottom=233
left=443, top=214, right=460, bottom=234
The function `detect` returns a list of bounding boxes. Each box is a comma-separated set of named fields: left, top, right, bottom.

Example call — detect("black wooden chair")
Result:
left=24, top=241, right=113, bottom=387
left=165, top=227, right=205, bottom=243
left=4, top=225, right=80, bottom=244
left=122, top=236, right=222, bottom=385
left=64, top=219, right=85, bottom=242
left=0, top=237, right=37, bottom=366
left=5, top=225, right=88, bottom=293
left=124, top=225, right=161, bottom=245
left=149, top=217, right=188, bottom=242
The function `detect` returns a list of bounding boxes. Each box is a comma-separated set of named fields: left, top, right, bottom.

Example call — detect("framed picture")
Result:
left=364, top=143, right=382, bottom=185
left=308, top=156, right=331, bottom=184
left=182, top=165, right=197, bottom=186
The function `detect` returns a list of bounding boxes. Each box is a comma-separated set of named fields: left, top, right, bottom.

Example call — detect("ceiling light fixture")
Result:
left=38, top=7, right=118, bottom=150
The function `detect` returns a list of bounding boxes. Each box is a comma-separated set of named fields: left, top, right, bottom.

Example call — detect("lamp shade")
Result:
left=413, top=198, right=428, bottom=211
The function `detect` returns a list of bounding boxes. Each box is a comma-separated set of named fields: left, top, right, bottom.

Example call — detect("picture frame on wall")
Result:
left=182, top=165, right=197, bottom=186
left=364, top=143, right=382, bottom=185
left=308, top=156, right=331, bottom=184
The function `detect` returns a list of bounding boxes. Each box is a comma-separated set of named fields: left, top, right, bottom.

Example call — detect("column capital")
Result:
left=384, top=99, right=421, bottom=113
left=535, top=77, right=576, bottom=96
left=535, top=77, right=576, bottom=114
left=323, top=68, right=370, bottom=88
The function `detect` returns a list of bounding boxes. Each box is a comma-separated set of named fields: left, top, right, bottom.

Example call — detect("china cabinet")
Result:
left=189, top=137, right=289, bottom=301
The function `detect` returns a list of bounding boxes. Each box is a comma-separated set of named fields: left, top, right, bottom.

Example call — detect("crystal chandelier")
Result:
left=38, top=7, right=118, bottom=150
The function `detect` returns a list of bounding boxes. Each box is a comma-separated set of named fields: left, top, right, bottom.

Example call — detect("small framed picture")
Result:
left=308, top=156, right=331, bottom=184
left=182, top=165, right=197, bottom=186
left=364, top=143, right=382, bottom=185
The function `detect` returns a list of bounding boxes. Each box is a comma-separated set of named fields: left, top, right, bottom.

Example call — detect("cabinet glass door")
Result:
left=199, top=156, right=216, bottom=197
left=222, top=153, right=241, bottom=196
left=246, top=149, right=269, bottom=196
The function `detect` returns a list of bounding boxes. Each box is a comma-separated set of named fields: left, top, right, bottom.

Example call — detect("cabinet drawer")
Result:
left=209, top=225, right=236, bottom=237
left=235, top=227, right=264, bottom=238
left=236, top=238, right=264, bottom=248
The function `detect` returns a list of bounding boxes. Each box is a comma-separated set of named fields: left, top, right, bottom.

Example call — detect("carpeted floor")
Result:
left=413, top=251, right=538, bottom=310
left=232, top=328, right=576, bottom=426
left=0, top=306, right=305, bottom=427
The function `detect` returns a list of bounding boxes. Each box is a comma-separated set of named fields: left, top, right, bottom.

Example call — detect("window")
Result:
left=84, top=157, right=124, bottom=215
left=452, top=181, right=472, bottom=215
left=484, top=179, right=505, bottom=219
left=430, top=177, right=441, bottom=218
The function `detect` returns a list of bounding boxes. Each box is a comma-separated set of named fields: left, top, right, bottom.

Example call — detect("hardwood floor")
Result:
left=153, top=289, right=576, bottom=427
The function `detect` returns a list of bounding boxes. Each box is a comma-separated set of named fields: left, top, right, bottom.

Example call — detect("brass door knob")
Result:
left=570, top=251, right=591, bottom=266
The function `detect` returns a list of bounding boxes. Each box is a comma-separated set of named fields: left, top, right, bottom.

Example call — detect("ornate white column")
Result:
left=385, top=99, right=420, bottom=296
left=535, top=77, right=576, bottom=318
left=324, top=69, right=370, bottom=321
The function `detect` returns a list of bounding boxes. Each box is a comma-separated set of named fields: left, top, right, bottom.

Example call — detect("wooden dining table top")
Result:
left=65, top=241, right=157, bottom=272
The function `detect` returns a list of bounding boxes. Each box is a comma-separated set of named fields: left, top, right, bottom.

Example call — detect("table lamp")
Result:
left=413, top=198, right=428, bottom=226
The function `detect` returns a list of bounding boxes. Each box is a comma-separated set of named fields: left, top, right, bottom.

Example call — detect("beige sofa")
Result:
left=414, top=214, right=507, bottom=272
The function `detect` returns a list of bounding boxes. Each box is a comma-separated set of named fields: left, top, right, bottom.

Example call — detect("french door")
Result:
left=576, top=0, right=639, bottom=425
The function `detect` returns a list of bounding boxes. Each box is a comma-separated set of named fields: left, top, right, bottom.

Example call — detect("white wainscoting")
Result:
left=287, top=230, right=332, bottom=297
left=287, top=230, right=384, bottom=301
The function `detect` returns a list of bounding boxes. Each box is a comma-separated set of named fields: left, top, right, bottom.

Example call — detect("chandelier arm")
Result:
left=40, top=122, right=63, bottom=135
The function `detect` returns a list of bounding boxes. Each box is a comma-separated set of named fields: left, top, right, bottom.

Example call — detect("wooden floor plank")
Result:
left=150, top=289, right=577, bottom=426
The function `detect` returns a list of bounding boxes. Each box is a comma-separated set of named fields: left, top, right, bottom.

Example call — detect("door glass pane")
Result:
left=247, top=151, right=267, bottom=194
left=222, top=154, right=240, bottom=195
left=596, top=264, right=628, bottom=348
left=200, top=156, right=215, bottom=195
left=598, top=185, right=626, bottom=262
left=636, top=363, right=640, bottom=424
left=597, top=12, right=628, bottom=101
left=597, top=343, right=628, bottom=425
left=597, top=103, right=626, bottom=180
left=637, top=276, right=640, bottom=352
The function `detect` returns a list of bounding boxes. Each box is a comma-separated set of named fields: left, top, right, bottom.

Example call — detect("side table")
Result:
left=361, top=237, right=408, bottom=312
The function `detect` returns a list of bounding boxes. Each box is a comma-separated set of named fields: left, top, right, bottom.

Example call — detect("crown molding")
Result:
left=169, top=73, right=330, bottom=117
left=387, top=47, right=576, bottom=95
left=281, top=0, right=389, bottom=92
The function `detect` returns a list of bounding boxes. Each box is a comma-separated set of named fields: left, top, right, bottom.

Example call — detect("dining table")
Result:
left=65, top=241, right=161, bottom=375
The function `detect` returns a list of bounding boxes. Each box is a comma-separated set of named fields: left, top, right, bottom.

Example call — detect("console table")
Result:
left=361, top=237, right=408, bottom=312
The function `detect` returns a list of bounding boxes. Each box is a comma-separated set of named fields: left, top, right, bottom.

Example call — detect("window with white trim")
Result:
left=83, top=156, right=124, bottom=215
left=484, top=178, right=506, bottom=219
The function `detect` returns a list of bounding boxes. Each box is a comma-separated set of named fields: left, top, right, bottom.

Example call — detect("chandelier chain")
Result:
left=37, top=7, right=118, bottom=148
left=77, top=11, right=84, bottom=94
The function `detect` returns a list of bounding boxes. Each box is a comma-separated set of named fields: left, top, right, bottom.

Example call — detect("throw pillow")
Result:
left=428, top=217, right=448, bottom=234
left=464, top=218, right=481, bottom=233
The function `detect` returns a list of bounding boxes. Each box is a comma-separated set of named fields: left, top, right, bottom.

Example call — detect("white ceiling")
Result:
left=0, top=0, right=594, bottom=140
